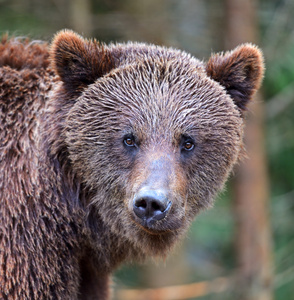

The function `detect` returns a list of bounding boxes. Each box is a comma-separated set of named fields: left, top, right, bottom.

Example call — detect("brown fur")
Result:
left=206, top=44, right=264, bottom=111
left=0, top=30, right=264, bottom=299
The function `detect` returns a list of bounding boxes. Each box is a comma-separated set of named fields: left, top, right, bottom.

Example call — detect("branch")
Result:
left=115, top=277, right=230, bottom=300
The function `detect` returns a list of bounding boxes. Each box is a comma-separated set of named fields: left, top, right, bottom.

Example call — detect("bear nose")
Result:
left=133, top=189, right=172, bottom=227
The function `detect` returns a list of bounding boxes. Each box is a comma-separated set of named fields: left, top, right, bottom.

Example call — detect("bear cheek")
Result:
left=181, top=124, right=243, bottom=215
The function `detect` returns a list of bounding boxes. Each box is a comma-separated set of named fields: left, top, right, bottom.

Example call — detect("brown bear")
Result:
left=0, top=30, right=264, bottom=299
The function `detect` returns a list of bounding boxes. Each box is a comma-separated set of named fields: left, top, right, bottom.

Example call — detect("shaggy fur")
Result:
left=0, top=30, right=264, bottom=299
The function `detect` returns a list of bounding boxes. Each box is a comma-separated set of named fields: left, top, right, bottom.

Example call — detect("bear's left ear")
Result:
left=50, top=30, right=115, bottom=90
left=206, top=44, right=264, bottom=111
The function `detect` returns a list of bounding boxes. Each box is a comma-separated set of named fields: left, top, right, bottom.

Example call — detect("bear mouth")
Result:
left=131, top=212, right=184, bottom=235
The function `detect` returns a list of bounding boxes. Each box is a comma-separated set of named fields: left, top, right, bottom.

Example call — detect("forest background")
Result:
left=0, top=0, right=293, bottom=299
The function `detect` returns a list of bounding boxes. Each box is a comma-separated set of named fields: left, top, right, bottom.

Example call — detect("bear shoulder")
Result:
left=0, top=35, right=50, bottom=70
left=0, top=36, right=55, bottom=160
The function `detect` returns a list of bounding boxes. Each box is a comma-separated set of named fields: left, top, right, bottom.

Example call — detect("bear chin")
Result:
left=125, top=214, right=190, bottom=258
left=135, top=226, right=187, bottom=258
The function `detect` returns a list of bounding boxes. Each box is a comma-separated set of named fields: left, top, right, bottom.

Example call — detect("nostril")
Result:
left=134, top=197, right=165, bottom=214
left=133, top=189, right=171, bottom=225
left=151, top=201, right=161, bottom=212
left=135, top=199, right=147, bottom=209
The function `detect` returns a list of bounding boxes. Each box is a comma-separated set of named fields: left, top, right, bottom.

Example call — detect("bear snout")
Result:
left=133, top=189, right=172, bottom=228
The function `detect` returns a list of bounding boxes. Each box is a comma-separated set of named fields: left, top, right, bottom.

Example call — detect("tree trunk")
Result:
left=224, top=0, right=273, bottom=299
left=69, top=0, right=92, bottom=37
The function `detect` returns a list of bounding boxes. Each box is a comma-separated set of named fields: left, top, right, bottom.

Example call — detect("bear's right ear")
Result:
left=206, top=44, right=264, bottom=112
left=50, top=30, right=115, bottom=90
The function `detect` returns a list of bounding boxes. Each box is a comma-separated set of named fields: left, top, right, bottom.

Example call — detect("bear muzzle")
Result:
left=133, top=188, right=172, bottom=228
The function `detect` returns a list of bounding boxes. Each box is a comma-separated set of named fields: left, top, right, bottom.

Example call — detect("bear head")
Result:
left=50, top=30, right=264, bottom=258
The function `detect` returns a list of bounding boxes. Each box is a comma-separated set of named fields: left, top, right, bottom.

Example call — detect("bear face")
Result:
left=50, top=30, right=264, bottom=258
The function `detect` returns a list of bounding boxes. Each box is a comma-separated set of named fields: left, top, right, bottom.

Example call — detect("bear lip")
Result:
left=130, top=209, right=183, bottom=235
left=136, top=221, right=174, bottom=235
left=131, top=217, right=168, bottom=235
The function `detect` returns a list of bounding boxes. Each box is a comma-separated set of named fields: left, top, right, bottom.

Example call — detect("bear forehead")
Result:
left=67, top=43, right=242, bottom=140
left=109, top=42, right=204, bottom=71
left=70, top=59, right=241, bottom=144
left=77, top=55, right=237, bottom=124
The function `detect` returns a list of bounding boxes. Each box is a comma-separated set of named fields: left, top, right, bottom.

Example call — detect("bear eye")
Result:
left=183, top=141, right=194, bottom=151
left=123, top=135, right=136, bottom=147
left=180, top=135, right=195, bottom=153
